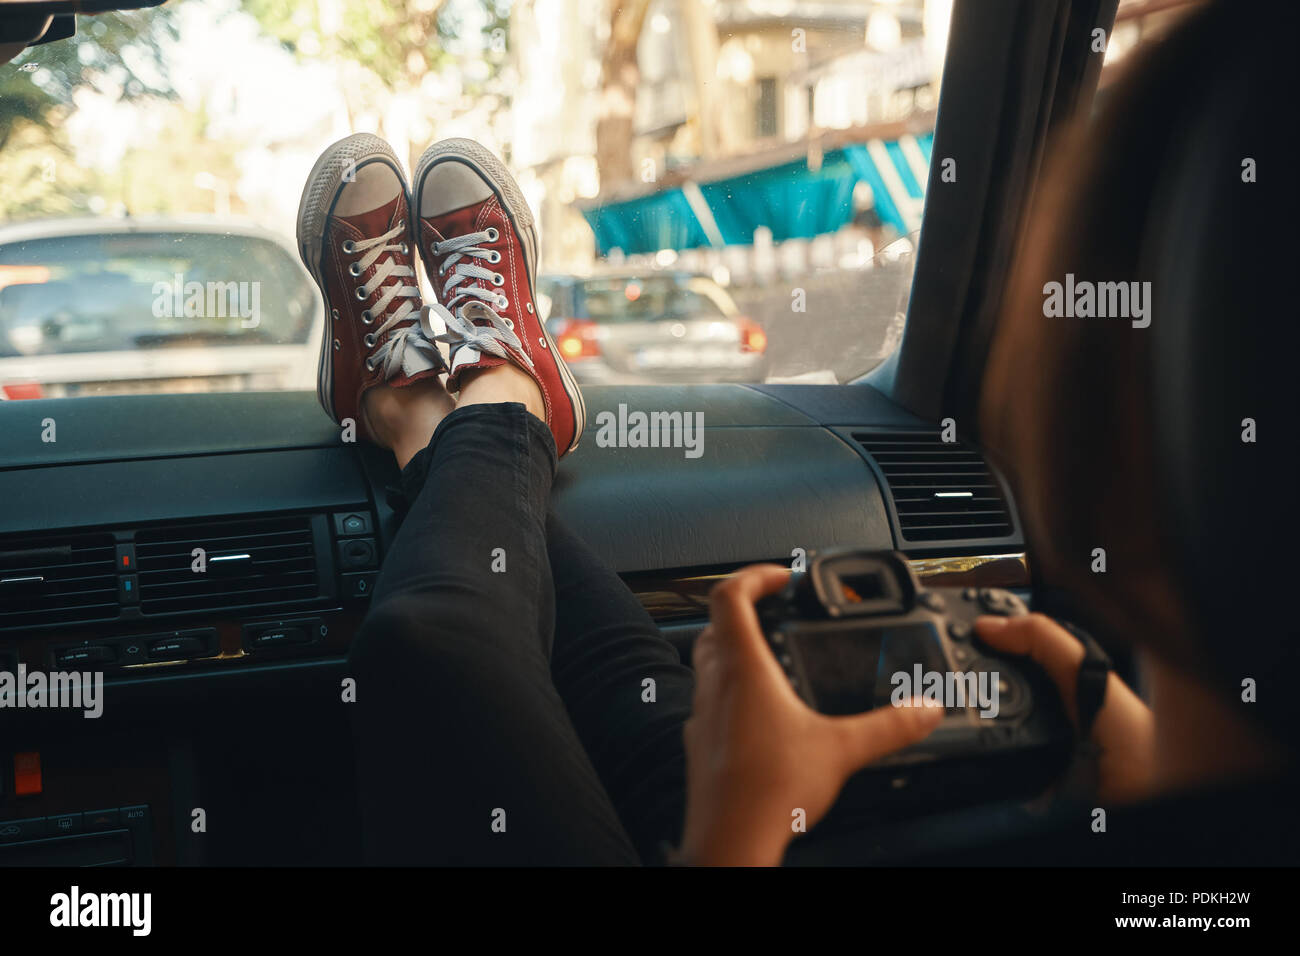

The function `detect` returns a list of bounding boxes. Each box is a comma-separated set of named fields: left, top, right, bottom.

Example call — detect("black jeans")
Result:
left=349, top=402, right=694, bottom=864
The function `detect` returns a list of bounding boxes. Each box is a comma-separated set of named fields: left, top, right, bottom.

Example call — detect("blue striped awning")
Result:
left=581, top=132, right=932, bottom=257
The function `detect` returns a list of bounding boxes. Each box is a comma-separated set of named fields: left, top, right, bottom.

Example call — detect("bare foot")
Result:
left=362, top=378, right=456, bottom=470
left=457, top=363, right=545, bottom=422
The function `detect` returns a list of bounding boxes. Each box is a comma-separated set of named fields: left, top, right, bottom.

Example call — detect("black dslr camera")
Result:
left=757, top=549, right=1072, bottom=818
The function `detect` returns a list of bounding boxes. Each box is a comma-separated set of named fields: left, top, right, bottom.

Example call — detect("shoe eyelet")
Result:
left=504, top=317, right=514, bottom=329
left=341, top=240, right=355, bottom=254
left=355, top=286, right=368, bottom=300
left=331, top=308, right=339, bottom=321
left=332, top=339, right=340, bottom=350
left=538, top=336, right=548, bottom=349
left=364, top=333, right=376, bottom=348
left=498, top=297, right=509, bottom=310
left=487, top=250, right=501, bottom=264
left=361, top=310, right=373, bottom=325
left=348, top=262, right=362, bottom=277
left=400, top=243, right=409, bottom=255
left=492, top=273, right=504, bottom=286
left=485, top=227, right=499, bottom=242
left=365, top=358, right=376, bottom=372
left=525, top=303, right=534, bottom=314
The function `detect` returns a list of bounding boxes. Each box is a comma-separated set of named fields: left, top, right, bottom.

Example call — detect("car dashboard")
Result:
left=0, top=383, right=1029, bottom=865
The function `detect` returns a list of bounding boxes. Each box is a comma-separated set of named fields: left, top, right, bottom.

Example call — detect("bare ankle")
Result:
left=457, top=364, right=545, bottom=421
left=362, top=380, right=456, bottom=468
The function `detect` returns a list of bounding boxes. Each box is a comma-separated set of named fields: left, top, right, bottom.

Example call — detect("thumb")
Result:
left=829, top=698, right=945, bottom=775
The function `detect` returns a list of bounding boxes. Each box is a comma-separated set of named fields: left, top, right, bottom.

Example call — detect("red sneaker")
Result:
left=296, top=133, right=445, bottom=440
left=412, top=138, right=586, bottom=457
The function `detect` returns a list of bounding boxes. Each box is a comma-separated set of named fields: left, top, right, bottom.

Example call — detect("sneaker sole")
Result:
left=412, top=138, right=587, bottom=455
left=295, top=133, right=409, bottom=426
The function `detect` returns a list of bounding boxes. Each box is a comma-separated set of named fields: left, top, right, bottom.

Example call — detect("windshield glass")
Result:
left=1, top=0, right=955, bottom=397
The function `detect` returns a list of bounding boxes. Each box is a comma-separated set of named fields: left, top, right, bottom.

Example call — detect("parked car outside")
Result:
left=0, top=217, right=323, bottom=399
left=538, top=270, right=769, bottom=385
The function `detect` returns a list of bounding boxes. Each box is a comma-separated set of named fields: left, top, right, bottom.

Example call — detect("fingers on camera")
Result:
left=975, top=613, right=1087, bottom=703
left=708, top=565, right=789, bottom=649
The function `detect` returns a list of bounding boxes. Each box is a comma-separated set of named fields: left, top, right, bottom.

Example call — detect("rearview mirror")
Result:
left=1, top=0, right=165, bottom=60
left=1, top=1, right=165, bottom=12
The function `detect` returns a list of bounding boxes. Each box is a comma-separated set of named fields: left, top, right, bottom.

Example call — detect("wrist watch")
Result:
left=1061, top=621, right=1112, bottom=737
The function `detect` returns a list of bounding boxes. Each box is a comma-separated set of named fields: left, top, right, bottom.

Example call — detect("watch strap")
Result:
left=1061, top=621, right=1111, bottom=738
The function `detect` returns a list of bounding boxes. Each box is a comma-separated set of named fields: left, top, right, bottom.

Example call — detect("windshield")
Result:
left=1, top=0, right=954, bottom=396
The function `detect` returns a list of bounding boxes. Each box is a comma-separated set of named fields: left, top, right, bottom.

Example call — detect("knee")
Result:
left=349, top=591, right=494, bottom=683
left=351, top=594, right=440, bottom=669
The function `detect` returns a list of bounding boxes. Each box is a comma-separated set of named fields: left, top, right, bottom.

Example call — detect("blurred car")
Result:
left=538, top=270, right=769, bottom=384
left=0, top=218, right=323, bottom=399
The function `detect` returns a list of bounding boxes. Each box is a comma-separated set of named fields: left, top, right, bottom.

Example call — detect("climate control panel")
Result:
left=0, top=507, right=382, bottom=677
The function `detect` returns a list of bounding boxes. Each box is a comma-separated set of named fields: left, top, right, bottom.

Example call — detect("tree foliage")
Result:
left=242, top=0, right=512, bottom=94
left=2, top=8, right=178, bottom=152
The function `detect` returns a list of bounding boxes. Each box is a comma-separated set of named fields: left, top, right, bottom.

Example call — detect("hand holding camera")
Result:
left=755, top=549, right=1074, bottom=819
left=678, top=549, right=1157, bottom=864
left=678, top=563, right=945, bottom=866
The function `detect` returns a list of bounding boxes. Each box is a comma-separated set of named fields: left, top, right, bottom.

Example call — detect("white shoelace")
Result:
left=426, top=230, right=531, bottom=366
left=347, top=221, right=441, bottom=379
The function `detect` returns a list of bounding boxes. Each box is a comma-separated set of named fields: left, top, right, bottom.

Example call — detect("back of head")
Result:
left=980, top=0, right=1298, bottom=752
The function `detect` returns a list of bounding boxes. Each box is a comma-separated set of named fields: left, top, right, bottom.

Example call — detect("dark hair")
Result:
left=980, top=0, right=1297, bottom=750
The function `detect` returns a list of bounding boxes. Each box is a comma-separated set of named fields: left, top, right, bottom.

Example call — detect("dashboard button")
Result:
left=243, top=620, right=321, bottom=652
left=84, top=808, right=121, bottom=832
left=0, top=818, right=45, bottom=843
left=116, top=638, right=148, bottom=665
left=115, top=543, right=136, bottom=573
left=118, top=574, right=139, bottom=605
left=54, top=645, right=116, bottom=667
left=336, top=537, right=376, bottom=570
left=342, top=572, right=377, bottom=599
left=121, top=805, right=150, bottom=831
left=47, top=812, right=83, bottom=836
left=333, top=512, right=373, bottom=537
left=147, top=635, right=204, bottom=661
left=250, top=626, right=309, bottom=648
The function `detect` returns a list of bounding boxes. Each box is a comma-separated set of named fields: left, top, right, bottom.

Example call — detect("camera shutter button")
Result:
left=917, top=591, right=946, bottom=612
left=978, top=588, right=1025, bottom=616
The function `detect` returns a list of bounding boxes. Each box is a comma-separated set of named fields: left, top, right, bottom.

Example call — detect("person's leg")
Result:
left=463, top=364, right=691, bottom=861
left=545, top=513, right=694, bottom=863
left=349, top=373, right=640, bottom=864
left=348, top=133, right=689, bottom=864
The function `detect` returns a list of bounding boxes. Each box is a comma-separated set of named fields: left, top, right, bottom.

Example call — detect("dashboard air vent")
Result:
left=852, top=431, right=1014, bottom=543
left=0, top=532, right=119, bottom=630
left=136, top=515, right=319, bottom=615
